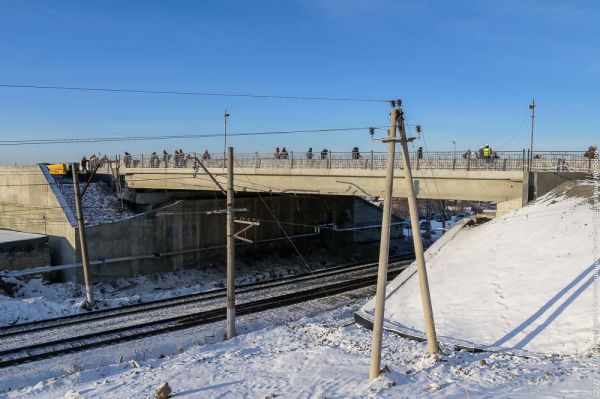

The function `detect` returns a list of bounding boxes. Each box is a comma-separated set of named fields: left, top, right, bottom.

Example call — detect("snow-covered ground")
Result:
left=0, top=257, right=339, bottom=326
left=2, top=298, right=596, bottom=398
left=361, top=179, right=598, bottom=355
left=0, top=180, right=597, bottom=397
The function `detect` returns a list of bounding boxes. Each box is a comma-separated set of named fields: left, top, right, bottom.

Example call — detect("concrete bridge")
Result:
left=0, top=150, right=590, bottom=281
left=105, top=150, right=592, bottom=213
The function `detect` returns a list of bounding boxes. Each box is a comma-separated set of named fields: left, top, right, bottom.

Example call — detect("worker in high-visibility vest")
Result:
left=483, top=145, right=492, bottom=158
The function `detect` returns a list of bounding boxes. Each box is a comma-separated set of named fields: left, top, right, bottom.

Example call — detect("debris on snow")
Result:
left=428, top=382, right=442, bottom=391
left=155, top=381, right=171, bottom=399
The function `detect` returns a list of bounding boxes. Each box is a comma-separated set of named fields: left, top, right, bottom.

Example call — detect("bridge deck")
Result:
left=94, top=150, right=592, bottom=203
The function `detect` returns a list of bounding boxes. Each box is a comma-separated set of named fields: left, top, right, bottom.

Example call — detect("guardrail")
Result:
left=106, top=150, right=596, bottom=173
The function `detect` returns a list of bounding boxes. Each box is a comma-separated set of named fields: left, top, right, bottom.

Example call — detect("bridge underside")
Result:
left=118, top=167, right=527, bottom=204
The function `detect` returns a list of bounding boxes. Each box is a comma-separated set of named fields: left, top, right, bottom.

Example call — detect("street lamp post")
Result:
left=224, top=109, right=230, bottom=167
left=528, top=99, right=535, bottom=171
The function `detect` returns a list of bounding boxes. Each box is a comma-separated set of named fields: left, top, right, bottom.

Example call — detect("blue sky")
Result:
left=0, top=0, right=598, bottom=164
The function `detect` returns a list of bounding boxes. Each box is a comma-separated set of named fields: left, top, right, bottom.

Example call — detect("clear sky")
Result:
left=0, top=0, right=598, bottom=164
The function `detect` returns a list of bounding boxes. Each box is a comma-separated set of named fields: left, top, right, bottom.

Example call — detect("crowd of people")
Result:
left=462, top=145, right=499, bottom=161
left=81, top=144, right=597, bottom=172
left=80, top=154, right=109, bottom=173
left=272, top=147, right=362, bottom=160
left=120, top=148, right=211, bottom=168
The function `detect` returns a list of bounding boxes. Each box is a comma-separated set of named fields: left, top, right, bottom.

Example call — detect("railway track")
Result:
left=0, top=254, right=412, bottom=338
left=0, top=257, right=412, bottom=368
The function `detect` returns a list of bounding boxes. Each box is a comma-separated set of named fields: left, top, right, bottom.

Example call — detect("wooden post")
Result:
left=71, top=163, right=94, bottom=308
left=397, top=108, right=438, bottom=355
left=226, top=147, right=236, bottom=339
left=369, top=103, right=399, bottom=381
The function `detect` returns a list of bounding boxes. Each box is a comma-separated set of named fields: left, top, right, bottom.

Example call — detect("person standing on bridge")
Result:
left=90, top=154, right=98, bottom=170
left=306, top=147, right=313, bottom=160
left=150, top=152, right=159, bottom=168
left=584, top=145, right=597, bottom=159
left=280, top=147, right=289, bottom=159
left=483, top=145, right=492, bottom=162
left=320, top=148, right=328, bottom=159
left=203, top=149, right=211, bottom=160
left=352, top=147, right=361, bottom=160
left=274, top=147, right=280, bottom=159
left=123, top=152, right=132, bottom=168
left=80, top=156, right=89, bottom=173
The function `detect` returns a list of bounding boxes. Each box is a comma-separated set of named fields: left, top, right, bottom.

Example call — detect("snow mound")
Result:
left=360, top=179, right=598, bottom=355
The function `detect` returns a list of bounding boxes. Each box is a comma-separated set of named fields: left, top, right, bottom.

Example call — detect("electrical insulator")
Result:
left=416, top=125, right=422, bottom=133
left=369, top=127, right=375, bottom=136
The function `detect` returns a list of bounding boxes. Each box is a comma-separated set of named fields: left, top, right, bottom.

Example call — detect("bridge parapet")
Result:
left=109, top=150, right=593, bottom=173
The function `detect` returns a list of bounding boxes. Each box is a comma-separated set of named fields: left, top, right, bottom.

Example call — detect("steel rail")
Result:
left=0, top=264, right=408, bottom=368
left=0, top=255, right=412, bottom=338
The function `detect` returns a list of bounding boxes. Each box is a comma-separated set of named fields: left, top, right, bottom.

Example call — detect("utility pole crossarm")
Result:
left=233, top=219, right=260, bottom=243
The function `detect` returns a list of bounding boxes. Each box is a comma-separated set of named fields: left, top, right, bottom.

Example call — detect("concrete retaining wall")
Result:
left=63, top=195, right=403, bottom=281
left=530, top=172, right=589, bottom=200
left=0, top=231, right=50, bottom=270
left=0, top=165, right=76, bottom=266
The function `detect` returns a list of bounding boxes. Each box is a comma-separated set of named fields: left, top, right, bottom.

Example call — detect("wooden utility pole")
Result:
left=226, top=146, right=236, bottom=339
left=369, top=101, right=399, bottom=381
left=71, top=163, right=94, bottom=308
left=528, top=99, right=536, bottom=171
left=369, top=101, right=439, bottom=381
left=397, top=106, right=439, bottom=355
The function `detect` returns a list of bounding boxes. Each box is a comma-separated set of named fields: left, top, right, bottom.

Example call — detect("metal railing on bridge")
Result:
left=108, top=150, right=595, bottom=173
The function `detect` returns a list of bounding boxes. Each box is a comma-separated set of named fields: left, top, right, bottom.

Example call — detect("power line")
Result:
left=497, top=111, right=530, bottom=150
left=0, top=126, right=388, bottom=146
left=0, top=83, right=390, bottom=103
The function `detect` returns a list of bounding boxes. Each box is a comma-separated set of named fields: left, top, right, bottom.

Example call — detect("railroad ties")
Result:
left=0, top=256, right=413, bottom=368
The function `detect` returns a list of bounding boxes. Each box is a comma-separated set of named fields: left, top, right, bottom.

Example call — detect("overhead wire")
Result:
left=232, top=158, right=319, bottom=276
left=0, top=83, right=390, bottom=103
left=0, top=126, right=388, bottom=146
left=406, top=118, right=445, bottom=215
left=497, top=111, right=530, bottom=150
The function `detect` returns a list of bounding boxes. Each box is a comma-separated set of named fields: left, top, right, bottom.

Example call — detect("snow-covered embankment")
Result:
left=358, top=179, right=598, bottom=355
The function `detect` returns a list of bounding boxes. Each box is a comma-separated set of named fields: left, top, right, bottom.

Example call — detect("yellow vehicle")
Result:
left=47, top=163, right=68, bottom=175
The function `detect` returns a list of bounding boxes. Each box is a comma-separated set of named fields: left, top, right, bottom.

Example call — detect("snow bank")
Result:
left=360, top=179, right=598, bottom=355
